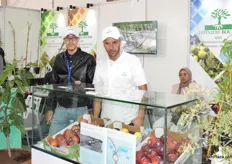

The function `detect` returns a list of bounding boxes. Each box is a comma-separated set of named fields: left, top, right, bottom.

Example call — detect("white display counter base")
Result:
left=32, top=146, right=77, bottom=164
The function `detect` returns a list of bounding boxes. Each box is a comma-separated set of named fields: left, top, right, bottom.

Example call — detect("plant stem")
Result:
left=6, top=136, right=12, bottom=158
left=207, top=78, right=230, bottom=159
left=25, top=22, right=32, bottom=65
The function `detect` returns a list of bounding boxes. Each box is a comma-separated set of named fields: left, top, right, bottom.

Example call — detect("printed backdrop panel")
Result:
left=190, top=0, right=232, bottom=89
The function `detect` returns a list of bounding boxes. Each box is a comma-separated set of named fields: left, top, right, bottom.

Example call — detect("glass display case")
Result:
left=30, top=83, right=201, bottom=164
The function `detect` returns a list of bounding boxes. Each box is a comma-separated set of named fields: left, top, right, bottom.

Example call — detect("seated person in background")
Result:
left=153, top=67, right=196, bottom=129
left=171, top=67, right=196, bottom=95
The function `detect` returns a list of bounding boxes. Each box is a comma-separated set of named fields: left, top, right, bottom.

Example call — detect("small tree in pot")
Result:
left=0, top=59, right=33, bottom=163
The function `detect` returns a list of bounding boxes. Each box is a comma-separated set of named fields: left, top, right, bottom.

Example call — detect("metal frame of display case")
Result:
left=31, top=83, right=197, bottom=164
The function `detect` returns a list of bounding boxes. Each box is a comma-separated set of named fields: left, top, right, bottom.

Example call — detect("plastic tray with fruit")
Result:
left=43, top=122, right=81, bottom=162
left=136, top=128, right=191, bottom=164
left=107, top=121, right=144, bottom=146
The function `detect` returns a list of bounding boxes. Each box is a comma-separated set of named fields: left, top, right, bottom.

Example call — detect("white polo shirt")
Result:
left=93, top=51, right=147, bottom=124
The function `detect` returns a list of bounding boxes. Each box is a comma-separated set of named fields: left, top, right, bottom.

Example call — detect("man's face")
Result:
left=63, top=34, right=79, bottom=51
left=103, top=37, right=121, bottom=60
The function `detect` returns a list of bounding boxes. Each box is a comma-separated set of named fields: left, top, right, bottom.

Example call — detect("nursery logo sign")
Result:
left=205, top=9, right=232, bottom=30
left=78, top=21, right=89, bottom=36
left=47, top=23, right=59, bottom=36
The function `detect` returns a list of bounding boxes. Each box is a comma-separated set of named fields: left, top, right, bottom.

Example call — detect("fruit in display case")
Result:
left=45, top=124, right=81, bottom=148
left=48, top=138, right=58, bottom=147
left=120, top=128, right=129, bottom=133
left=71, top=125, right=80, bottom=132
left=147, top=149, right=158, bottom=159
left=136, top=132, right=191, bottom=164
left=64, top=129, right=75, bottom=140
left=55, top=134, right=65, bottom=142
left=167, top=153, right=179, bottom=163
left=134, top=132, right=142, bottom=139
left=148, top=136, right=159, bottom=147
left=140, top=156, right=151, bottom=164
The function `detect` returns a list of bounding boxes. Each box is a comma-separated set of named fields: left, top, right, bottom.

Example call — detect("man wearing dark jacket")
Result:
left=46, top=26, right=96, bottom=135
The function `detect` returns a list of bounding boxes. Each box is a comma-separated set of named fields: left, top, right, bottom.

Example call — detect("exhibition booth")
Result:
left=0, top=0, right=232, bottom=163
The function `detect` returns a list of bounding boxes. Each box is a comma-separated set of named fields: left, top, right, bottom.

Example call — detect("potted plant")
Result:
left=175, top=35, right=232, bottom=163
left=0, top=59, right=33, bottom=164
left=202, top=35, right=232, bottom=163
left=26, top=61, right=41, bottom=75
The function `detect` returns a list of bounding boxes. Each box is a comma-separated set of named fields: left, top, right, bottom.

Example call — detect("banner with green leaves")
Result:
left=190, top=0, right=232, bottom=88
left=40, top=10, right=67, bottom=67
left=68, top=8, right=97, bottom=58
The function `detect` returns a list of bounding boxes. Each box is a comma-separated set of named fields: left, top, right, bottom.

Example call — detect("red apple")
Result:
left=141, top=143, right=150, bottom=153
left=55, top=134, right=65, bottom=142
left=157, top=146, right=173, bottom=158
left=150, top=156, right=162, bottom=164
left=160, top=134, right=172, bottom=144
left=140, top=156, right=152, bottom=164
left=46, top=135, right=53, bottom=143
left=49, top=138, right=58, bottom=147
left=147, top=149, right=158, bottom=159
left=148, top=136, right=159, bottom=148
left=68, top=140, right=75, bottom=146
left=64, top=129, right=74, bottom=141
left=167, top=139, right=179, bottom=151
left=176, top=145, right=183, bottom=155
left=136, top=150, right=145, bottom=163
left=71, top=125, right=80, bottom=132
left=74, top=130, right=81, bottom=139
left=167, top=153, right=178, bottom=163
left=70, top=135, right=80, bottom=144
left=154, top=141, right=164, bottom=151
left=58, top=139, right=68, bottom=147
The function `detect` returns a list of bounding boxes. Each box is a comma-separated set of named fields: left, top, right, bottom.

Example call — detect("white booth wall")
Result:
left=2, top=7, right=41, bottom=63
left=5, top=0, right=191, bottom=92
left=97, top=0, right=190, bottom=92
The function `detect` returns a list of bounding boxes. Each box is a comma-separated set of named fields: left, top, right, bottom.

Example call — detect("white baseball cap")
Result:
left=102, top=26, right=120, bottom=41
left=62, top=26, right=79, bottom=38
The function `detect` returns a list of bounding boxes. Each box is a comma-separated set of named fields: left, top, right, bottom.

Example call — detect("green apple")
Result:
left=200, top=46, right=210, bottom=52
left=198, top=50, right=207, bottom=59
left=191, top=45, right=199, bottom=55
left=193, top=55, right=199, bottom=62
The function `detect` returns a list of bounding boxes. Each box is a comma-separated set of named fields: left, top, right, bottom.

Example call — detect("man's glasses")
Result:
left=64, top=37, right=78, bottom=42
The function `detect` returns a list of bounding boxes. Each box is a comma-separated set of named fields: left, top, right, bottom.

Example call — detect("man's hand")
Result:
left=132, top=116, right=144, bottom=126
left=45, top=110, right=53, bottom=124
left=75, top=81, right=81, bottom=84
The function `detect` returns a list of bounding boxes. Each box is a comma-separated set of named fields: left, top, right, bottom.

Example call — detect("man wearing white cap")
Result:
left=93, top=26, right=147, bottom=126
left=46, top=26, right=96, bottom=134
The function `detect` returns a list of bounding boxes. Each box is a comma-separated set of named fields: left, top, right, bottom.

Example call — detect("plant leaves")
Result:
left=18, top=70, right=33, bottom=86
left=12, top=92, right=26, bottom=112
left=3, top=123, right=10, bottom=137
left=16, top=125, right=26, bottom=135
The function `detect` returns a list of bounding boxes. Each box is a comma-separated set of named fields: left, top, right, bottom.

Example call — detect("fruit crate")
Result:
left=107, top=121, right=144, bottom=146
left=43, top=122, right=80, bottom=162
left=77, top=114, right=110, bottom=127
left=136, top=128, right=191, bottom=164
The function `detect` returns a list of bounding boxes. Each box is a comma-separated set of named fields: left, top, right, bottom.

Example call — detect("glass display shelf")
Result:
left=30, top=83, right=199, bottom=164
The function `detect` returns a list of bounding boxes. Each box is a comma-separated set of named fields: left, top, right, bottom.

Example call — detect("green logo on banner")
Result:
left=47, top=23, right=59, bottom=36
left=205, top=9, right=232, bottom=30
left=78, top=21, right=89, bottom=36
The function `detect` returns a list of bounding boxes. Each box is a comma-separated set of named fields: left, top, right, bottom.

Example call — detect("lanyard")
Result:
left=65, top=54, right=71, bottom=84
